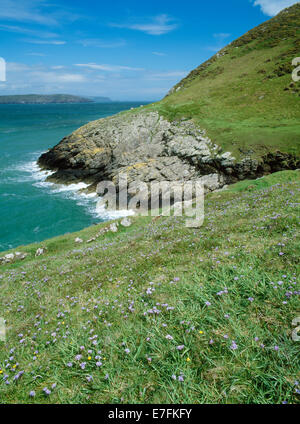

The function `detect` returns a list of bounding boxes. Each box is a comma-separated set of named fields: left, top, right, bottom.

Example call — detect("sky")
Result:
left=0, top=0, right=298, bottom=100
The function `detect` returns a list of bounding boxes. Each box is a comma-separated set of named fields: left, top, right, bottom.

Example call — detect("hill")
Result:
left=38, top=4, right=300, bottom=195
left=0, top=94, right=94, bottom=104
left=0, top=170, right=299, bottom=403
left=152, top=3, right=300, bottom=159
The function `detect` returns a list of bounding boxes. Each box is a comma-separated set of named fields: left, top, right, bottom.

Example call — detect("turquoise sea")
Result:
left=0, top=102, right=145, bottom=252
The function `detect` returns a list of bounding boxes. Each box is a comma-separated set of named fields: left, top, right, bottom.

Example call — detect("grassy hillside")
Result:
left=0, top=170, right=299, bottom=404
left=145, top=4, right=300, bottom=160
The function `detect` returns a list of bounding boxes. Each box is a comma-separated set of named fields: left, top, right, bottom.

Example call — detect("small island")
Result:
left=0, top=94, right=95, bottom=104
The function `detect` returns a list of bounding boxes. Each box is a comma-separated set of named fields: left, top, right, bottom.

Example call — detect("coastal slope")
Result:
left=39, top=4, right=300, bottom=193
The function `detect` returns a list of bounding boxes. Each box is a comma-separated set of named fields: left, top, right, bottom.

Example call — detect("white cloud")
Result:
left=0, top=0, right=80, bottom=26
left=252, top=0, right=298, bottom=16
left=152, top=52, right=166, bottom=56
left=6, top=62, right=31, bottom=72
left=112, top=14, right=178, bottom=35
left=30, top=71, right=86, bottom=83
left=75, top=63, right=144, bottom=72
left=23, top=39, right=66, bottom=45
left=0, top=24, right=58, bottom=38
left=78, top=39, right=126, bottom=48
left=0, top=0, right=58, bottom=26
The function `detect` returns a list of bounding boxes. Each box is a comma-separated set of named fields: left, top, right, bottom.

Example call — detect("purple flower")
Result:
left=43, top=387, right=51, bottom=395
left=86, top=375, right=93, bottom=382
left=205, top=301, right=211, bottom=306
left=124, top=348, right=130, bottom=354
left=248, top=297, right=254, bottom=302
left=96, top=361, right=102, bottom=367
left=178, top=375, right=184, bottom=382
left=165, top=335, right=173, bottom=340
left=29, top=390, right=35, bottom=397
left=274, top=345, right=279, bottom=351
left=230, top=341, right=238, bottom=350
left=176, top=345, right=185, bottom=351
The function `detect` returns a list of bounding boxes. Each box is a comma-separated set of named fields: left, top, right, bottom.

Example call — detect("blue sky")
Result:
left=0, top=0, right=298, bottom=100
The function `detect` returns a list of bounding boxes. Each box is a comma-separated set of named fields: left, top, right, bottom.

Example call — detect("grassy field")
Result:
left=0, top=170, right=299, bottom=404
left=142, top=5, right=300, bottom=160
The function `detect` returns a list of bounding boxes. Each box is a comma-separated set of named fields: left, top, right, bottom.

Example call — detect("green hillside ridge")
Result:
left=143, top=3, right=300, bottom=160
left=0, top=170, right=299, bottom=403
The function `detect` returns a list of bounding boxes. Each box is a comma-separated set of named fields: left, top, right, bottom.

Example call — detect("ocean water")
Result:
left=0, top=102, right=144, bottom=252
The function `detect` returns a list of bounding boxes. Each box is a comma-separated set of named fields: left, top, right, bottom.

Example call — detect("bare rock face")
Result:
left=38, top=110, right=298, bottom=197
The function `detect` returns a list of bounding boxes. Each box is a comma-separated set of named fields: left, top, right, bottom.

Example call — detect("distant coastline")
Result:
left=0, top=94, right=112, bottom=104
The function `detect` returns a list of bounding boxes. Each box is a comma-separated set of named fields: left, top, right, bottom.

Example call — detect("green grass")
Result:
left=0, top=170, right=299, bottom=404
left=140, top=4, right=300, bottom=160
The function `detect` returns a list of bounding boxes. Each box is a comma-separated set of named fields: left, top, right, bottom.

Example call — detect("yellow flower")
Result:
left=0, top=370, right=3, bottom=374
left=186, top=357, right=191, bottom=362
left=12, top=364, right=17, bottom=369
left=199, top=331, right=204, bottom=334
left=62, top=321, right=65, bottom=325
left=88, top=356, right=92, bottom=360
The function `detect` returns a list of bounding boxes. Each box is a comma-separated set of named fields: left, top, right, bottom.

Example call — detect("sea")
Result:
left=0, top=102, right=146, bottom=252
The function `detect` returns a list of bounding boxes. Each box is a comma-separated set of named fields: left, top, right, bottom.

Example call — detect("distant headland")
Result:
left=0, top=94, right=112, bottom=104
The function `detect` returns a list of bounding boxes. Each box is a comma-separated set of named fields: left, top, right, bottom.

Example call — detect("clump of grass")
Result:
left=0, top=170, right=299, bottom=404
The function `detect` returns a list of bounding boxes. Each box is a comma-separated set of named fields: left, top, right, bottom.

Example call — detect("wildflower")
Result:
left=230, top=341, right=238, bottom=350
left=209, top=339, right=214, bottom=344
left=43, top=387, right=51, bottom=395
left=186, top=357, right=191, bottom=362
left=172, top=374, right=177, bottom=380
left=274, top=345, right=279, bottom=351
left=248, top=297, right=254, bottom=302
left=124, top=348, right=130, bottom=354
left=176, top=345, right=185, bottom=351
left=29, top=391, right=35, bottom=397
left=96, top=361, right=102, bottom=367
left=86, top=375, right=93, bottom=382
left=199, top=331, right=204, bottom=334
left=178, top=375, right=184, bottom=382
left=165, top=335, right=173, bottom=340
left=88, top=356, right=92, bottom=360
left=205, top=301, right=211, bottom=306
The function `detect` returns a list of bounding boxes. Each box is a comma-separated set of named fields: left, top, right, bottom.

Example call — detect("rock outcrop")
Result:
left=38, top=110, right=299, bottom=199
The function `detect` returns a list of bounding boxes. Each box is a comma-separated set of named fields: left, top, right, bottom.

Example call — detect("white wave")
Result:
left=95, top=199, right=135, bottom=220
left=51, top=182, right=89, bottom=193
left=5, top=153, right=135, bottom=222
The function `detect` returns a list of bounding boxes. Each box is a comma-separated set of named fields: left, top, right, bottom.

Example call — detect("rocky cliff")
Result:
left=38, top=110, right=298, bottom=195
left=38, top=5, right=300, bottom=197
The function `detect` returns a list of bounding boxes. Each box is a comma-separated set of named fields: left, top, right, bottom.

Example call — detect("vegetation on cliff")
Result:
left=0, top=170, right=299, bottom=403
left=146, top=4, right=300, bottom=159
